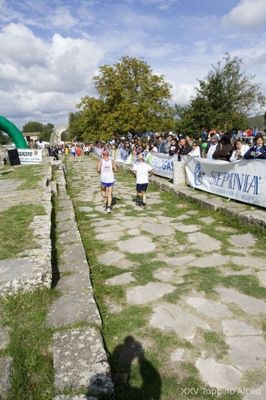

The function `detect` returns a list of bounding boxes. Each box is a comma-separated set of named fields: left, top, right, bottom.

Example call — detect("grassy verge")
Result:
left=0, top=204, right=45, bottom=259
left=0, top=288, right=58, bottom=400
left=0, top=164, right=46, bottom=190
left=0, top=163, right=60, bottom=399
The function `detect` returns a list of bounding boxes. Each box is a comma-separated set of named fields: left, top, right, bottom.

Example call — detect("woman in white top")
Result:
left=97, top=150, right=117, bottom=213
left=188, top=141, right=201, bottom=157
left=230, top=139, right=250, bottom=162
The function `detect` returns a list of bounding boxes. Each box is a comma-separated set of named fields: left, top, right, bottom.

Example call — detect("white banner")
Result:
left=145, top=152, right=175, bottom=179
left=18, top=149, right=42, bottom=164
left=184, top=156, right=266, bottom=208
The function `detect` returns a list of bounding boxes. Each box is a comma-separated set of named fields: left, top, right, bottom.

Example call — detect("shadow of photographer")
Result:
left=110, top=335, right=161, bottom=400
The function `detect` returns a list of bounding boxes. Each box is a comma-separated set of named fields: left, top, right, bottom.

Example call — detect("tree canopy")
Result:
left=22, top=121, right=54, bottom=141
left=73, top=56, right=174, bottom=142
left=176, top=53, right=265, bottom=133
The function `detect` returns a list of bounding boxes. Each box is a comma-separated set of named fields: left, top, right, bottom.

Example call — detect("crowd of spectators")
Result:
left=45, top=127, right=266, bottom=163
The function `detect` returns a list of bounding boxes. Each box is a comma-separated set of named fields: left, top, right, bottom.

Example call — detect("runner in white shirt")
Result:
left=132, top=153, right=153, bottom=208
left=97, top=150, right=117, bottom=213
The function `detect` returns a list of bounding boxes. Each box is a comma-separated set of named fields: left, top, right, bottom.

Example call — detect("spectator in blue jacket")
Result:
left=244, top=134, right=266, bottom=159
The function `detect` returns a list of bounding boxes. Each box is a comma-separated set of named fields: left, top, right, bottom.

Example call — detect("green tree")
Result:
left=0, top=131, right=11, bottom=145
left=78, top=56, right=174, bottom=142
left=22, top=121, right=54, bottom=142
left=176, top=53, right=265, bottom=132
left=39, top=123, right=54, bottom=141
left=22, top=121, right=44, bottom=133
left=67, top=112, right=85, bottom=141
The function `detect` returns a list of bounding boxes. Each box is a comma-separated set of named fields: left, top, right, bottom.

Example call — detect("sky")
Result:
left=0, top=0, right=266, bottom=129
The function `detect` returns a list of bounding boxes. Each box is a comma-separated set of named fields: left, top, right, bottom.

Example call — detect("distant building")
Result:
left=22, top=131, right=41, bottom=143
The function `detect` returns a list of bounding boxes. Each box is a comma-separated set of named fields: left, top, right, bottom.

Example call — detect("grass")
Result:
left=0, top=204, right=45, bottom=259
left=0, top=164, right=46, bottom=190
left=184, top=267, right=266, bottom=299
left=202, top=331, right=229, bottom=359
left=0, top=288, right=59, bottom=400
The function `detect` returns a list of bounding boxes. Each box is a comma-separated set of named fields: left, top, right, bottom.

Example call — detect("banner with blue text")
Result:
left=184, top=156, right=266, bottom=208
left=145, top=152, right=175, bottom=179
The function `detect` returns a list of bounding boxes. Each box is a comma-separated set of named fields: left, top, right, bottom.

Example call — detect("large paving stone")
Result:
left=186, top=296, right=232, bottom=319
left=0, top=357, right=12, bottom=398
left=195, top=357, right=241, bottom=390
left=175, top=214, right=190, bottom=221
left=216, top=287, right=266, bottom=315
left=243, top=382, right=266, bottom=400
left=153, top=268, right=184, bottom=284
left=189, top=254, right=230, bottom=268
left=127, top=228, right=141, bottom=236
left=0, top=257, right=51, bottom=297
left=231, top=256, right=266, bottom=270
left=141, top=222, right=175, bottom=236
left=222, top=268, right=253, bottom=276
left=61, top=243, right=87, bottom=265
left=57, top=221, right=71, bottom=233
left=115, top=258, right=137, bottom=270
left=94, top=223, right=124, bottom=232
left=56, top=209, right=75, bottom=222
left=53, top=327, right=113, bottom=396
left=0, top=258, right=38, bottom=282
left=120, top=220, right=142, bottom=229
left=117, top=236, right=155, bottom=254
left=222, top=320, right=262, bottom=336
left=47, top=292, right=101, bottom=328
left=106, top=272, right=136, bottom=286
left=55, top=272, right=92, bottom=293
left=95, top=230, right=124, bottom=242
left=126, top=283, right=175, bottom=305
left=158, top=254, right=196, bottom=266
left=228, top=233, right=257, bottom=248
left=150, top=303, right=210, bottom=340
left=173, top=224, right=201, bottom=233
left=198, top=216, right=215, bottom=224
left=188, top=232, right=221, bottom=252
left=225, top=336, right=266, bottom=370
left=97, top=251, right=125, bottom=266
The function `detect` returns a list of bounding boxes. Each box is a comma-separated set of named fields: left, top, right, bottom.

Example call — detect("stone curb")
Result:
left=50, top=165, right=113, bottom=398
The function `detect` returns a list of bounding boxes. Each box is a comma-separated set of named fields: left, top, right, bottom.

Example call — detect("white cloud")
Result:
left=0, top=23, right=47, bottom=67
left=0, top=23, right=105, bottom=126
left=48, top=6, right=78, bottom=29
left=223, top=0, right=266, bottom=29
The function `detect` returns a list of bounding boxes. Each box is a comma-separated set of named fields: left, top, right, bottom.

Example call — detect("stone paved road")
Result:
left=66, top=155, right=266, bottom=400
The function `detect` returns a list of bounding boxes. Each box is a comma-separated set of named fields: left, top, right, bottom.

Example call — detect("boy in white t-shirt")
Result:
left=132, top=153, right=153, bottom=208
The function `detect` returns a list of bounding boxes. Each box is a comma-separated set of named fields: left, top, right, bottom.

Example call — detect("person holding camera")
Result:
left=230, top=139, right=250, bottom=162
left=244, top=134, right=266, bottom=160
